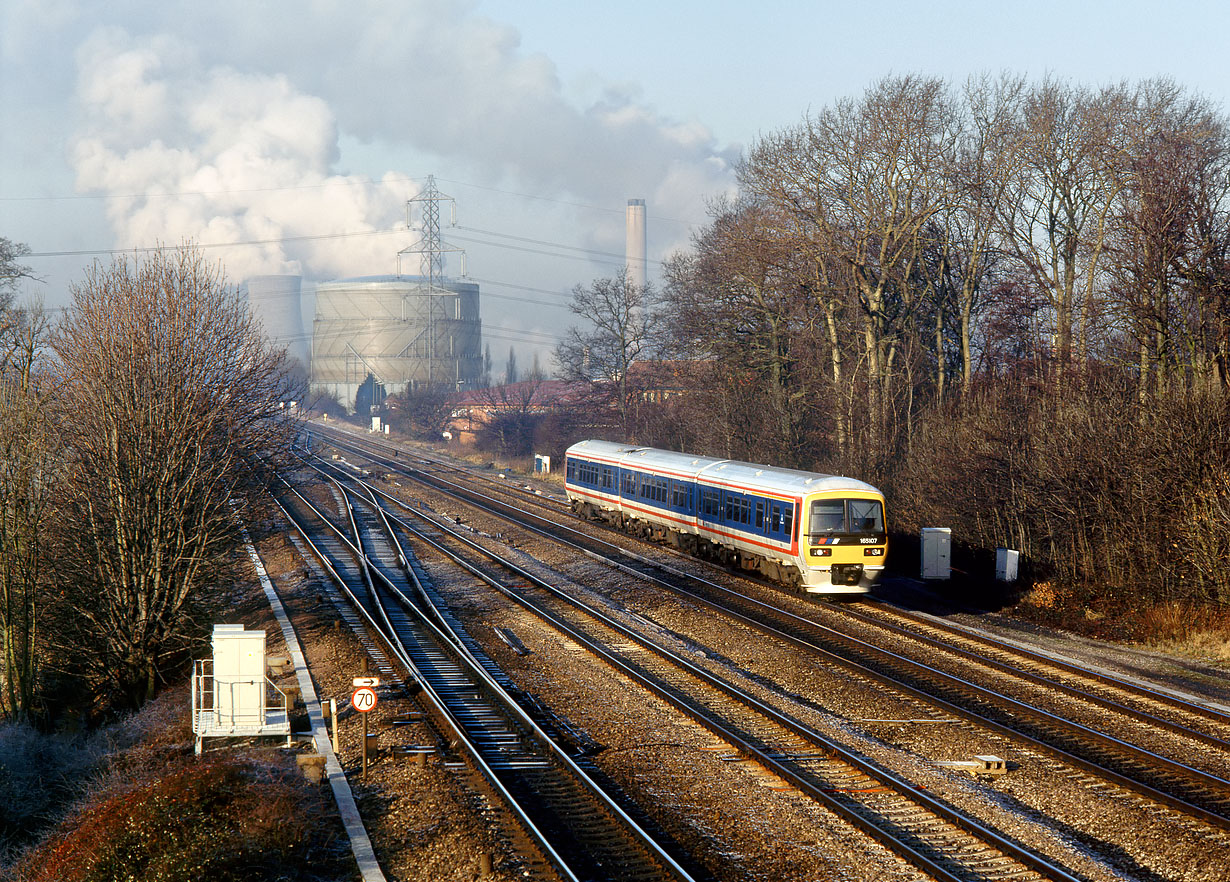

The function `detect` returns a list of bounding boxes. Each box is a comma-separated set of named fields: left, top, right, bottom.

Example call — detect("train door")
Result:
left=768, top=501, right=795, bottom=544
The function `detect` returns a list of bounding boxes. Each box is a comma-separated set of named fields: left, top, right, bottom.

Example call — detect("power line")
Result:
left=27, top=226, right=666, bottom=275
left=26, top=228, right=405, bottom=258
left=456, top=225, right=664, bottom=267
left=2, top=172, right=701, bottom=227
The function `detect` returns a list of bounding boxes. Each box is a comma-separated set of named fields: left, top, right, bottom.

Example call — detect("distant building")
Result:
left=625, top=360, right=702, bottom=403
left=311, top=275, right=482, bottom=412
left=242, top=275, right=309, bottom=368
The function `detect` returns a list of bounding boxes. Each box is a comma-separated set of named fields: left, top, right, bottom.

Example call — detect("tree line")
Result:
left=0, top=243, right=298, bottom=724
left=554, top=75, right=1230, bottom=608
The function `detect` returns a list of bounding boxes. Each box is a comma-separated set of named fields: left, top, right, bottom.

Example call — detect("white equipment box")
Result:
left=996, top=547, right=1020, bottom=582
left=192, top=624, right=289, bottom=754
left=921, top=527, right=952, bottom=580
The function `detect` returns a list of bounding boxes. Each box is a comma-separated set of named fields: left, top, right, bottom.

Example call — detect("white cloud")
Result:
left=57, top=0, right=739, bottom=366
left=71, top=26, right=418, bottom=281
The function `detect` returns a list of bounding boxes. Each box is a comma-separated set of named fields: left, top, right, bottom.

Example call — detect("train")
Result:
left=563, top=440, right=887, bottom=595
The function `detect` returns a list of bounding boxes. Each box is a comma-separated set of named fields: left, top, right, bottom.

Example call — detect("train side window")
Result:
left=756, top=501, right=765, bottom=530
left=770, top=504, right=781, bottom=532
left=783, top=503, right=794, bottom=539
left=567, top=459, right=575, bottom=481
left=601, top=467, right=614, bottom=490
left=576, top=461, right=599, bottom=485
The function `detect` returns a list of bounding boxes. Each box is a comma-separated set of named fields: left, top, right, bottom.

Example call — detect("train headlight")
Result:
left=809, top=547, right=832, bottom=557
left=863, top=547, right=884, bottom=557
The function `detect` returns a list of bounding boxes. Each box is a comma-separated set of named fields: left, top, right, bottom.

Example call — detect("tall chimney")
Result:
left=625, top=198, right=647, bottom=292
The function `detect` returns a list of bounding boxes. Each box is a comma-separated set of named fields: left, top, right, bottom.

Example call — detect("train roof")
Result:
left=565, top=440, right=881, bottom=496
left=698, top=459, right=879, bottom=495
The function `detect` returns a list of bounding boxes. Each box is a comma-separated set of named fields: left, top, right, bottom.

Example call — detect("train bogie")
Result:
left=564, top=440, right=888, bottom=595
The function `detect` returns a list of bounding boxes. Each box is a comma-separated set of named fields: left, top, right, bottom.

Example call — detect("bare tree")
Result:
left=1104, top=81, right=1230, bottom=399
left=742, top=75, right=959, bottom=461
left=50, top=247, right=299, bottom=709
left=476, top=374, right=548, bottom=458
left=992, top=79, right=1130, bottom=373
left=554, top=268, right=657, bottom=434
left=0, top=306, right=54, bottom=721
left=933, top=73, right=1026, bottom=396
left=393, top=382, right=457, bottom=441
left=0, top=239, right=35, bottom=308
left=661, top=198, right=824, bottom=465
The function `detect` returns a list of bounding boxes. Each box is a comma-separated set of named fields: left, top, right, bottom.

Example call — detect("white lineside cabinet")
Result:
left=193, top=624, right=289, bottom=754
left=212, top=624, right=265, bottom=730
left=921, top=527, right=952, bottom=580
left=996, top=548, right=1020, bottom=582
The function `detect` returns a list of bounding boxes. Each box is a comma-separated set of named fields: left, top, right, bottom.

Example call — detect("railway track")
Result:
left=348, top=463, right=1096, bottom=882
left=307, top=427, right=1230, bottom=836
left=277, top=467, right=698, bottom=882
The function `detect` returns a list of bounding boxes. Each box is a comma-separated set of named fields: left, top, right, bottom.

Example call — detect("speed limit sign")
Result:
left=352, top=686, right=377, bottom=713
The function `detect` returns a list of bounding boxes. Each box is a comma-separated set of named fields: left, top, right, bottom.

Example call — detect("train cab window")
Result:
left=848, top=499, right=884, bottom=532
left=807, top=498, right=884, bottom=539
left=809, top=500, right=845, bottom=535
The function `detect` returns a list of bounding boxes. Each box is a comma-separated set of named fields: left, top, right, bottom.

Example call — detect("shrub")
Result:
left=0, top=725, right=106, bottom=861
left=10, top=752, right=341, bottom=882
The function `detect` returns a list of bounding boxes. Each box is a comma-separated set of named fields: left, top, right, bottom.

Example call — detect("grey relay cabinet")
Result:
left=920, top=527, right=952, bottom=580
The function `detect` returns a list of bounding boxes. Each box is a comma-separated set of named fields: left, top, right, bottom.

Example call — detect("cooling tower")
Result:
left=625, top=198, right=647, bottom=291
left=310, top=275, right=482, bottom=411
left=243, top=275, right=310, bottom=368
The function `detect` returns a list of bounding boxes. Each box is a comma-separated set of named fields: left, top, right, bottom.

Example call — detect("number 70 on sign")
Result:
left=351, top=686, right=378, bottom=713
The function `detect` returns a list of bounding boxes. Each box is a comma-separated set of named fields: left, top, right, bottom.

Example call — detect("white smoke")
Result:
left=64, top=0, right=739, bottom=336
left=72, top=27, right=419, bottom=282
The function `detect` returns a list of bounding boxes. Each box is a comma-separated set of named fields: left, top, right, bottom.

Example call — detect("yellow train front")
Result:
left=797, top=487, right=888, bottom=593
left=564, top=440, right=887, bottom=595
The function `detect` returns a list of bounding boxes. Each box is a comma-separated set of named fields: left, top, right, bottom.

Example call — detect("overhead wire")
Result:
left=2, top=172, right=699, bottom=228
left=13, top=173, right=678, bottom=365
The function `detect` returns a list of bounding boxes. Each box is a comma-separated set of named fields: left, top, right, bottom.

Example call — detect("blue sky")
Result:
left=2, top=0, right=1228, bottom=362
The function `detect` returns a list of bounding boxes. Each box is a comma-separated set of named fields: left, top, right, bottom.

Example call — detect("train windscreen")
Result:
left=807, top=498, right=883, bottom=541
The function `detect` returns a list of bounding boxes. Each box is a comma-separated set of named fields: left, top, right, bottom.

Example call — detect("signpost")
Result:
left=352, top=683, right=378, bottom=779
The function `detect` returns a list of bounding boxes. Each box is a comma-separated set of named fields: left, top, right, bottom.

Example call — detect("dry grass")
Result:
left=1136, top=601, right=1230, bottom=662
left=0, top=693, right=190, bottom=863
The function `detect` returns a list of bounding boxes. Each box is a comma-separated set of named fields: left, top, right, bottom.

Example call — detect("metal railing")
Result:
left=191, top=659, right=290, bottom=736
